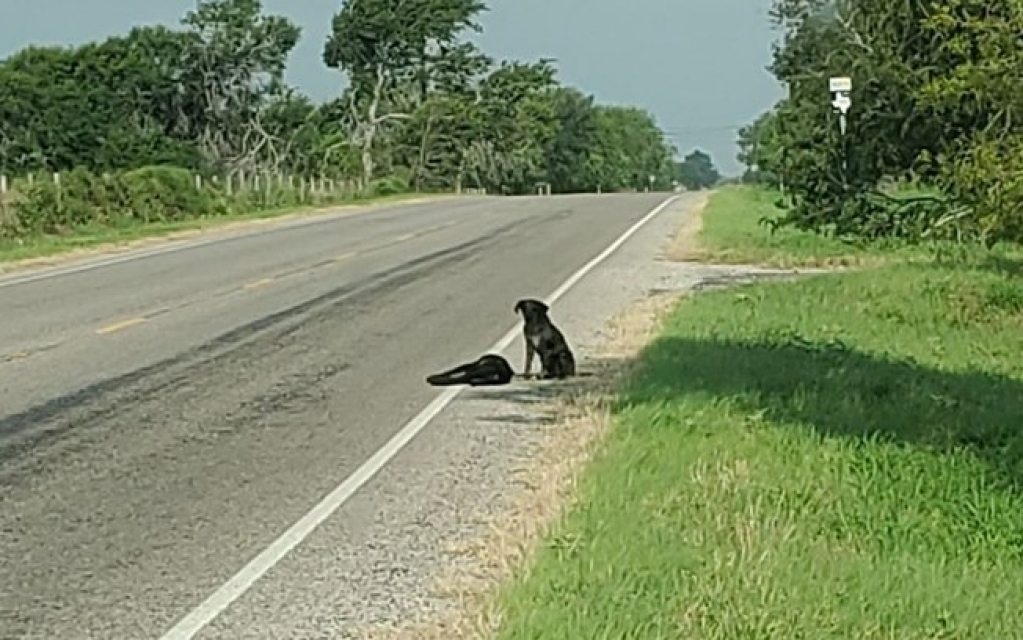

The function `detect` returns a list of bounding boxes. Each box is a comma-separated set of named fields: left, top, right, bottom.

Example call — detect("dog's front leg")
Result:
left=524, top=340, right=536, bottom=377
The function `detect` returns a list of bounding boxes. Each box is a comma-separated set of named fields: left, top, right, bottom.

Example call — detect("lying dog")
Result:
left=426, top=353, right=515, bottom=387
left=513, top=298, right=576, bottom=379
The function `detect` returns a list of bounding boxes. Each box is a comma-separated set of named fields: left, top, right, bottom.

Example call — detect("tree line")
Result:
left=0, top=0, right=724, bottom=241
left=735, top=0, right=1023, bottom=246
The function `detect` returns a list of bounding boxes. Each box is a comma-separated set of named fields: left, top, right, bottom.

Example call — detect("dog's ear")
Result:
left=514, top=298, right=548, bottom=315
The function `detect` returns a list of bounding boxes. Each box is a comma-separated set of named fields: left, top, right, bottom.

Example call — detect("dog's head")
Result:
left=514, top=298, right=549, bottom=322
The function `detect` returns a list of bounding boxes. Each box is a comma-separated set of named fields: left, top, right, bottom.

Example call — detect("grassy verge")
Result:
left=0, top=191, right=446, bottom=265
left=687, top=185, right=924, bottom=269
left=494, top=186, right=1023, bottom=637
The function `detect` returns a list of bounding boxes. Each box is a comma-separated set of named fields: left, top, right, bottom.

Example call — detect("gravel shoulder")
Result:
left=189, top=192, right=805, bottom=639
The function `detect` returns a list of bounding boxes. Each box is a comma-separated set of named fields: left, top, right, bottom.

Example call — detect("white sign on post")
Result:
left=829, top=76, right=853, bottom=136
left=828, top=76, right=852, bottom=93
left=829, top=76, right=853, bottom=115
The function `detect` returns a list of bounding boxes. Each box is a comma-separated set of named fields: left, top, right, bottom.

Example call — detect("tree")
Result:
left=0, top=0, right=681, bottom=214
left=466, top=59, right=560, bottom=193
left=737, top=0, right=1023, bottom=244
left=322, top=0, right=488, bottom=186
left=676, top=150, right=720, bottom=190
left=581, top=106, right=675, bottom=192
left=544, top=87, right=598, bottom=193
left=179, top=0, right=301, bottom=176
left=389, top=43, right=493, bottom=190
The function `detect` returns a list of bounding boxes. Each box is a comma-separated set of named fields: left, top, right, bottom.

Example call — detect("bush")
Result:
left=369, top=174, right=409, bottom=197
left=1, top=165, right=387, bottom=241
left=120, top=165, right=218, bottom=223
left=9, top=165, right=219, bottom=234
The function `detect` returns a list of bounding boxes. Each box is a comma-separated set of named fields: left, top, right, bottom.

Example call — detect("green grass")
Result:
left=691, top=185, right=927, bottom=269
left=494, top=186, right=1023, bottom=638
left=0, top=191, right=445, bottom=264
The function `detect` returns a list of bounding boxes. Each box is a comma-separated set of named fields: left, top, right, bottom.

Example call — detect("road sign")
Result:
left=832, top=93, right=851, bottom=115
left=829, top=76, right=853, bottom=124
left=829, top=76, right=852, bottom=93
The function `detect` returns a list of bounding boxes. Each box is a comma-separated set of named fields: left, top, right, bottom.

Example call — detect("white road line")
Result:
left=157, top=193, right=682, bottom=640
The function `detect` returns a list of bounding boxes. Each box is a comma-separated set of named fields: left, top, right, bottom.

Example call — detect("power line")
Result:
left=660, top=123, right=746, bottom=136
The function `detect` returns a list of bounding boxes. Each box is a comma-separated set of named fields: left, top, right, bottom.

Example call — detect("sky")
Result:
left=0, top=0, right=785, bottom=176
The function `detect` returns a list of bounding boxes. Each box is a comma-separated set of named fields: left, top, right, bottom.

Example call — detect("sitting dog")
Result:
left=426, top=353, right=515, bottom=387
left=513, top=298, right=576, bottom=379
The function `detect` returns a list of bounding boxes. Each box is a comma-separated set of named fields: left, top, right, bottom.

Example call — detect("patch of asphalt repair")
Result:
left=193, top=195, right=812, bottom=639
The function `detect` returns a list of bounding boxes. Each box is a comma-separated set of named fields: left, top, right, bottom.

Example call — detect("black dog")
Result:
left=513, top=298, right=576, bottom=379
left=426, top=353, right=515, bottom=387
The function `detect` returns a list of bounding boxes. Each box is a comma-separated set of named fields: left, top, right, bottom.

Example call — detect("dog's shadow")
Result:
left=459, top=367, right=610, bottom=426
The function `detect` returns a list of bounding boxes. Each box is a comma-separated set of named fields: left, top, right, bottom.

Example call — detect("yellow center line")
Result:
left=395, top=232, right=417, bottom=242
left=334, top=250, right=358, bottom=262
left=96, top=317, right=147, bottom=335
left=243, top=277, right=275, bottom=290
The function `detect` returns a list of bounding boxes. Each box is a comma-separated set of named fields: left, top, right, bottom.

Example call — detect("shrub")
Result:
left=2, top=164, right=388, bottom=241
left=120, top=165, right=216, bottom=223
left=369, top=174, right=408, bottom=196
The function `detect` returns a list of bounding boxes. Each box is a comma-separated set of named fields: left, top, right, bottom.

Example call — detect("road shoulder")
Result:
left=343, top=193, right=805, bottom=639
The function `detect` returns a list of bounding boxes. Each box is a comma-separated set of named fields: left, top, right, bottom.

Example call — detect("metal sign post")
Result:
left=829, top=76, right=852, bottom=184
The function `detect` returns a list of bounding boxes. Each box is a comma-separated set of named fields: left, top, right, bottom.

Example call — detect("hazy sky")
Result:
left=0, top=0, right=785, bottom=175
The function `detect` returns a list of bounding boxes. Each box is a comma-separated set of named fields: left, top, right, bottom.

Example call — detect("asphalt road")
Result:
left=0, top=192, right=673, bottom=639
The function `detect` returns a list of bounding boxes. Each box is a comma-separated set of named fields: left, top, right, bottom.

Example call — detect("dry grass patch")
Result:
left=355, top=291, right=683, bottom=640
left=662, top=190, right=711, bottom=262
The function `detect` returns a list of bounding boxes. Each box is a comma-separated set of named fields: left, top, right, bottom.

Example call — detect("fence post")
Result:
left=53, top=172, right=62, bottom=213
left=194, top=174, right=202, bottom=190
left=0, top=174, right=7, bottom=195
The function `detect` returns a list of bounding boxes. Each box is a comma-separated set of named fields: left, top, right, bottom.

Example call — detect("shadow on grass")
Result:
left=617, top=335, right=1023, bottom=489
left=453, top=316, right=1023, bottom=491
